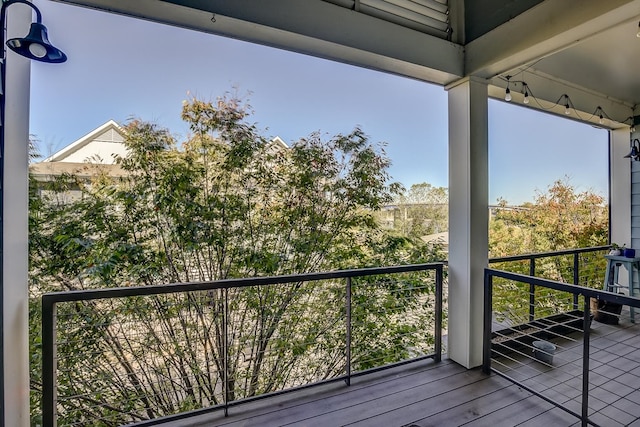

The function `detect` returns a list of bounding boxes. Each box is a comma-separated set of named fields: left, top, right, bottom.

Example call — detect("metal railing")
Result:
left=489, top=246, right=609, bottom=322
left=41, top=263, right=444, bottom=427
left=483, top=267, right=640, bottom=427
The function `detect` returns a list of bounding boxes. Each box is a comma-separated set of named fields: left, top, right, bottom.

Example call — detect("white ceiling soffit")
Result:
left=52, top=0, right=462, bottom=85
left=323, top=0, right=451, bottom=39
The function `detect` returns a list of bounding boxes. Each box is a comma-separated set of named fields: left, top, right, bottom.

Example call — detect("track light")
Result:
left=523, top=85, right=529, bottom=104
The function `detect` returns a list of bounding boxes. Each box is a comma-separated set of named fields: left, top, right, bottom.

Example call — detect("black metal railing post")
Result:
left=482, top=269, right=493, bottom=374
left=572, top=253, right=580, bottom=309
left=529, top=258, right=536, bottom=322
left=581, top=296, right=591, bottom=427
left=345, top=277, right=352, bottom=386
left=484, top=263, right=640, bottom=427
left=223, top=288, right=229, bottom=417
left=42, top=296, right=57, bottom=427
left=434, top=264, right=443, bottom=363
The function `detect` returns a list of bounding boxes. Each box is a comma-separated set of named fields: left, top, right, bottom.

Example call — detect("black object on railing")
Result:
left=42, top=263, right=443, bottom=427
left=483, top=267, right=640, bottom=427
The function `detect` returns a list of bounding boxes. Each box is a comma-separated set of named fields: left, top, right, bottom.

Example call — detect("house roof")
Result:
left=43, top=120, right=125, bottom=163
left=270, top=136, right=289, bottom=150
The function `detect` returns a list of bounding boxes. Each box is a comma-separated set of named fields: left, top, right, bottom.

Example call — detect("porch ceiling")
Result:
left=51, top=0, right=640, bottom=125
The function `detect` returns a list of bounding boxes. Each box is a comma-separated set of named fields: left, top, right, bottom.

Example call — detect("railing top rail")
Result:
left=485, top=267, right=640, bottom=307
left=488, top=245, right=609, bottom=264
left=42, top=262, right=443, bottom=304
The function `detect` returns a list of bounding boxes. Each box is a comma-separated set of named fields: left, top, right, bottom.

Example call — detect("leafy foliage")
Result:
left=490, top=178, right=607, bottom=258
left=29, top=95, right=443, bottom=425
left=489, top=178, right=609, bottom=324
left=382, top=182, right=448, bottom=237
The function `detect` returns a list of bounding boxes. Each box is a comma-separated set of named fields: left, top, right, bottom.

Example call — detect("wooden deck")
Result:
left=150, top=308, right=640, bottom=427
left=154, top=357, right=581, bottom=427
left=491, top=308, right=640, bottom=427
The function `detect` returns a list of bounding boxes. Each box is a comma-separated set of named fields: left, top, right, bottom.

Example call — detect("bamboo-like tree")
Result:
left=29, top=95, right=442, bottom=425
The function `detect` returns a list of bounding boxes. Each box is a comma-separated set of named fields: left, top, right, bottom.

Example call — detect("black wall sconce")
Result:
left=625, top=139, right=640, bottom=161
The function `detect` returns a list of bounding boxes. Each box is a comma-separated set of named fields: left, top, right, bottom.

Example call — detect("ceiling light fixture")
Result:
left=522, top=83, right=530, bottom=104
left=594, top=106, right=605, bottom=125
left=504, top=76, right=512, bottom=102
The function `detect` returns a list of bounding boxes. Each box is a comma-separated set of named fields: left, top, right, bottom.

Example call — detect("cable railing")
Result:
left=41, top=263, right=444, bottom=427
left=489, top=246, right=610, bottom=322
left=483, top=266, right=640, bottom=427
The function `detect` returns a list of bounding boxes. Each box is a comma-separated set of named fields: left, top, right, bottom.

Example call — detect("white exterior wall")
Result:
left=57, top=129, right=127, bottom=164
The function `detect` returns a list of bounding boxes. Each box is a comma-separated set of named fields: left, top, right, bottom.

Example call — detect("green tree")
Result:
left=490, top=178, right=607, bottom=259
left=489, top=178, right=608, bottom=324
left=30, top=95, right=442, bottom=425
left=391, top=182, right=448, bottom=237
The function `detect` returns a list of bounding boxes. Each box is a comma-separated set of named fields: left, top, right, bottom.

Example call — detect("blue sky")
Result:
left=28, top=0, right=608, bottom=205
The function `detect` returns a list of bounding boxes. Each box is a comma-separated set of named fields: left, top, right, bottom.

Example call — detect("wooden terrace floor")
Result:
left=154, top=358, right=581, bottom=427
left=151, top=309, right=640, bottom=427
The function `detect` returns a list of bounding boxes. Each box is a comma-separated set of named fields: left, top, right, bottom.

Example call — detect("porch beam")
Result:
left=53, top=0, right=464, bottom=85
left=466, top=0, right=640, bottom=79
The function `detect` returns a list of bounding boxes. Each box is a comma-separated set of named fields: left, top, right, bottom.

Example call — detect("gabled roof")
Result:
left=270, top=136, right=289, bottom=150
left=43, top=120, right=125, bottom=163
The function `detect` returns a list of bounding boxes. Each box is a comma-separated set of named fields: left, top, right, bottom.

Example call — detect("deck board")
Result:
left=155, top=358, right=560, bottom=427
left=299, top=370, right=495, bottom=426
left=149, top=314, right=640, bottom=427
left=408, top=384, right=532, bottom=426
left=151, top=313, right=640, bottom=427
left=218, top=361, right=463, bottom=426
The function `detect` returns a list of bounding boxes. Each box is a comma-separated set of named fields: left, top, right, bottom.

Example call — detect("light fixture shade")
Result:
left=624, top=145, right=639, bottom=160
left=624, top=147, right=636, bottom=158
left=6, top=22, right=66, bottom=63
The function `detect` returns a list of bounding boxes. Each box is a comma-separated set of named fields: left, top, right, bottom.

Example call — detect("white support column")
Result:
left=4, top=5, right=32, bottom=427
left=446, top=77, right=488, bottom=369
left=611, top=127, right=631, bottom=247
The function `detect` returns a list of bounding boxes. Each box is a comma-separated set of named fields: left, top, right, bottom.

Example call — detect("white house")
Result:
left=42, top=119, right=127, bottom=164
left=30, top=120, right=289, bottom=184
